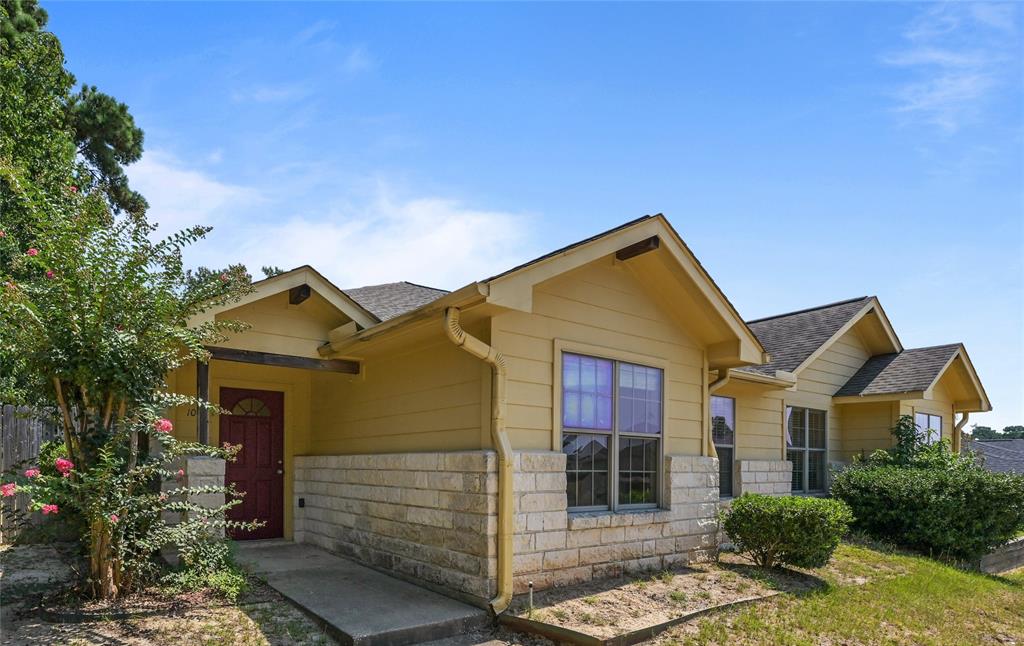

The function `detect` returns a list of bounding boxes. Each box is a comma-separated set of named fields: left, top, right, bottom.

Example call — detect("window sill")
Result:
left=568, top=507, right=669, bottom=530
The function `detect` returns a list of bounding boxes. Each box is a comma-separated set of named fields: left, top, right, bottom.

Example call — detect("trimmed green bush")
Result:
left=720, top=494, right=852, bottom=569
left=830, top=462, right=1024, bottom=562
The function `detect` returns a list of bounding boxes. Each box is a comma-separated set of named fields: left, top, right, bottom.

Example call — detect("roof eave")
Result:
left=319, top=282, right=488, bottom=355
left=790, top=296, right=902, bottom=377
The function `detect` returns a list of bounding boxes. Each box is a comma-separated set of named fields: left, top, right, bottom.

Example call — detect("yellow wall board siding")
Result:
left=214, top=291, right=350, bottom=359
left=901, top=378, right=955, bottom=443
left=492, top=260, right=708, bottom=454
left=309, top=333, right=486, bottom=454
left=838, top=401, right=898, bottom=462
left=789, top=325, right=874, bottom=460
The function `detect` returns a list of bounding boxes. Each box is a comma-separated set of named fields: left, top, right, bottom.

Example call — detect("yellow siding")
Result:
left=839, top=401, right=898, bottom=462
left=714, top=381, right=785, bottom=462
left=794, top=326, right=872, bottom=459
left=492, top=259, right=706, bottom=454
left=215, top=291, right=350, bottom=358
left=900, top=379, right=955, bottom=443
left=309, top=330, right=487, bottom=454
left=734, top=392, right=785, bottom=460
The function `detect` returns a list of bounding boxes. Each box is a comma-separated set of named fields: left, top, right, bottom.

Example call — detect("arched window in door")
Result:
left=231, top=397, right=271, bottom=417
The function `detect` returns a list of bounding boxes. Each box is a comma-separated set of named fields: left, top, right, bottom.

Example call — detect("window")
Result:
left=562, top=353, right=663, bottom=510
left=914, top=412, right=943, bottom=444
left=786, top=406, right=827, bottom=493
left=711, top=396, right=735, bottom=497
left=231, top=397, right=270, bottom=417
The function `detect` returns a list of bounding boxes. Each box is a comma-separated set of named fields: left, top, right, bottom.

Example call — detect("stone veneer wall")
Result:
left=512, top=451, right=720, bottom=592
left=293, top=451, right=497, bottom=602
left=735, top=460, right=793, bottom=496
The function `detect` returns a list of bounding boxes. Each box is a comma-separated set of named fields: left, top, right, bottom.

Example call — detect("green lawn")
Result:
left=659, top=542, right=1024, bottom=646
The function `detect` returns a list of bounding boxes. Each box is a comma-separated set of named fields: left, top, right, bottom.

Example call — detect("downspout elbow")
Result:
left=444, top=307, right=513, bottom=616
left=954, top=411, right=970, bottom=454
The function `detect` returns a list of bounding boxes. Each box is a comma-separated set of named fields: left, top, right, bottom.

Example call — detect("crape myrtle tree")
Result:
left=0, top=182, right=257, bottom=599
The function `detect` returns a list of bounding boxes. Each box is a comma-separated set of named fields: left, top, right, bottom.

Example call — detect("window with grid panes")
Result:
left=786, top=406, right=827, bottom=493
left=710, top=396, right=735, bottom=497
left=561, top=353, right=663, bottom=510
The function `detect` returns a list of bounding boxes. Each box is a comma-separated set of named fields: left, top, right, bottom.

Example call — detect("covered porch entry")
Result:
left=171, top=268, right=369, bottom=541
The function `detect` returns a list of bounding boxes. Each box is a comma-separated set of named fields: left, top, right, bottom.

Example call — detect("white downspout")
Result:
left=706, top=371, right=731, bottom=458
left=443, top=307, right=513, bottom=616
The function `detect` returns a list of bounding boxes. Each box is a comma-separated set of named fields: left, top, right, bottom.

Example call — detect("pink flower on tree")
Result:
left=55, top=457, right=74, bottom=477
left=24, top=468, right=40, bottom=478
left=159, top=492, right=168, bottom=501
left=219, top=273, right=229, bottom=282
left=69, top=186, right=77, bottom=193
left=45, top=270, right=55, bottom=279
left=41, top=504, right=59, bottom=515
left=153, top=418, right=174, bottom=433
left=175, top=469, right=185, bottom=479
left=0, top=230, right=5, bottom=237
left=109, top=514, right=119, bottom=524
left=1, top=483, right=16, bottom=497
left=26, top=248, right=38, bottom=256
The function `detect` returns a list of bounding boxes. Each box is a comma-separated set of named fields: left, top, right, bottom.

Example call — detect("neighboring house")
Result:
left=167, top=214, right=990, bottom=612
left=965, top=439, right=1024, bottom=474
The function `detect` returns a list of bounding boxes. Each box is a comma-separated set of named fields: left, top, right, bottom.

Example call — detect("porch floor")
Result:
left=234, top=541, right=490, bottom=646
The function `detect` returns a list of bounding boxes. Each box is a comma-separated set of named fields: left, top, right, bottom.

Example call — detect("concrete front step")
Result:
left=235, top=541, right=490, bottom=646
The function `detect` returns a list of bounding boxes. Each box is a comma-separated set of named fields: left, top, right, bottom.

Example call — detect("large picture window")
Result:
left=786, top=406, right=827, bottom=493
left=562, top=352, right=663, bottom=510
left=710, top=395, right=735, bottom=497
left=914, top=412, right=943, bottom=445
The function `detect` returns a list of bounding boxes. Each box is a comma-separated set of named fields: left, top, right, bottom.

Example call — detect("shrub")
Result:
left=161, top=539, right=248, bottom=601
left=720, top=493, right=852, bottom=569
left=830, top=462, right=1024, bottom=562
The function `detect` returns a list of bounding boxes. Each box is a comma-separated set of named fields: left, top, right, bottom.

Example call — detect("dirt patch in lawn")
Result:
left=1, top=543, right=335, bottom=645
left=506, top=552, right=822, bottom=641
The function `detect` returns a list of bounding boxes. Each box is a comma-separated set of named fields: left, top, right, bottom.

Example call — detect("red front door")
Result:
left=220, top=387, right=284, bottom=540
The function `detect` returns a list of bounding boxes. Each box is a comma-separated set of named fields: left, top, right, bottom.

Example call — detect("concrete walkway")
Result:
left=235, top=541, right=490, bottom=646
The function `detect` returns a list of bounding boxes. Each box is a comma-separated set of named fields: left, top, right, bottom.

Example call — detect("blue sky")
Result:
left=47, top=2, right=1022, bottom=430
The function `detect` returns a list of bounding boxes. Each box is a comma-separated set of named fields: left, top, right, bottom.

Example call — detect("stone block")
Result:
left=543, top=548, right=580, bottom=570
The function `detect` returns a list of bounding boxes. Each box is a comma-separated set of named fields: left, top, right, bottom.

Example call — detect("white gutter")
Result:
left=443, top=307, right=513, bottom=616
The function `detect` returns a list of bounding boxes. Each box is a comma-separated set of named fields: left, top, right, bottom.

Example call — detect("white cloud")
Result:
left=230, top=187, right=536, bottom=290
left=882, top=3, right=1018, bottom=133
left=294, top=20, right=336, bottom=45
left=343, top=45, right=375, bottom=75
left=127, top=150, right=263, bottom=236
left=231, top=84, right=309, bottom=104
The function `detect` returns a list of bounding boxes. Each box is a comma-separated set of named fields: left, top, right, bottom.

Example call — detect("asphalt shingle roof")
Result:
left=966, top=439, right=1024, bottom=474
left=737, top=297, right=872, bottom=376
left=834, top=344, right=960, bottom=397
left=343, top=282, right=449, bottom=322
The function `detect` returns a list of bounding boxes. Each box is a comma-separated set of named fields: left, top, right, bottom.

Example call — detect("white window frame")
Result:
left=914, top=412, right=943, bottom=445
left=710, top=395, right=735, bottom=498
left=786, top=405, right=828, bottom=494
left=559, top=350, right=665, bottom=512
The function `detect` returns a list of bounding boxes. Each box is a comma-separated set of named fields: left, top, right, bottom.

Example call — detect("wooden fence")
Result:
left=0, top=404, right=61, bottom=541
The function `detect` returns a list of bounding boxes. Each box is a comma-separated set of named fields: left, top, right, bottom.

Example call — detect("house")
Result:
left=965, top=439, right=1024, bottom=474
left=166, top=214, right=991, bottom=613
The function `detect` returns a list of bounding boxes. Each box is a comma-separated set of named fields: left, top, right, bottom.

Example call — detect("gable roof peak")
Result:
left=745, top=295, right=872, bottom=325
